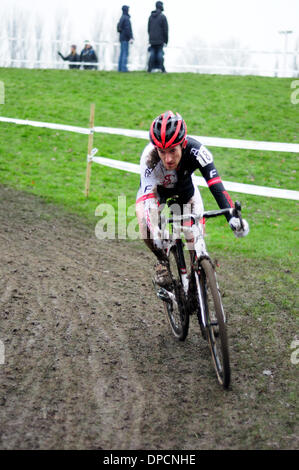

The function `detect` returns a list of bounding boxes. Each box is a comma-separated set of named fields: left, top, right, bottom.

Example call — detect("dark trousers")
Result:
left=118, top=41, right=129, bottom=72
left=148, top=45, right=165, bottom=72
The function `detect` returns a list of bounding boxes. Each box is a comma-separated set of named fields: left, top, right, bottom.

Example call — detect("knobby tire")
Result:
left=163, top=242, right=190, bottom=341
left=198, top=258, right=230, bottom=388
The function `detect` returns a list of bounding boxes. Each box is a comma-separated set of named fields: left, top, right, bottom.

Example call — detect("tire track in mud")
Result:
left=0, top=185, right=222, bottom=449
left=0, top=186, right=157, bottom=449
left=34, top=231, right=152, bottom=448
left=45, top=252, right=149, bottom=450
left=0, top=186, right=241, bottom=450
left=1, top=185, right=297, bottom=450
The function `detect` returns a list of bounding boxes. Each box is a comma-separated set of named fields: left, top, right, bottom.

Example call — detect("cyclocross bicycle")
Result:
left=154, top=199, right=244, bottom=389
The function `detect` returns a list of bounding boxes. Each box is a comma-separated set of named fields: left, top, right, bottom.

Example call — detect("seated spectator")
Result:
left=80, top=41, right=98, bottom=70
left=58, top=45, right=81, bottom=69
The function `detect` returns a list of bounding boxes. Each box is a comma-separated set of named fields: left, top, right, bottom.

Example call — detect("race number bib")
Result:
left=192, top=145, right=213, bottom=167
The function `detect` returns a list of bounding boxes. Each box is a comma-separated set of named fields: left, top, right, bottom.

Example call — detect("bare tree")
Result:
left=293, top=35, right=299, bottom=77
left=213, top=38, right=251, bottom=74
left=90, top=12, right=110, bottom=70
left=4, top=7, right=30, bottom=67
left=51, top=10, right=70, bottom=69
left=6, top=8, right=18, bottom=67
left=17, top=11, right=30, bottom=67
left=0, top=12, right=8, bottom=66
left=34, top=15, right=44, bottom=68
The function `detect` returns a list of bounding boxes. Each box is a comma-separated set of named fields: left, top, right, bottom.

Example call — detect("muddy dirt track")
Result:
left=0, top=184, right=297, bottom=450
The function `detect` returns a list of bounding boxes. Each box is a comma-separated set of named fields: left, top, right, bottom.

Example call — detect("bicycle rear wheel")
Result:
left=163, top=242, right=190, bottom=341
left=197, top=258, right=230, bottom=388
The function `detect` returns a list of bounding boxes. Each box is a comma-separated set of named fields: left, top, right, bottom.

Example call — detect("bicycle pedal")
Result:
left=156, top=288, right=172, bottom=303
left=209, top=321, right=219, bottom=337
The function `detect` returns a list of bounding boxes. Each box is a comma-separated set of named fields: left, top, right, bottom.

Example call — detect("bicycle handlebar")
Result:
left=233, top=200, right=244, bottom=230
left=166, top=201, right=243, bottom=225
left=203, top=207, right=233, bottom=219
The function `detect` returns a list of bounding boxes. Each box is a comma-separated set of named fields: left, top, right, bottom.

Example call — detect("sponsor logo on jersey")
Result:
left=210, top=168, right=217, bottom=178
left=144, top=168, right=153, bottom=177
left=162, top=174, right=176, bottom=187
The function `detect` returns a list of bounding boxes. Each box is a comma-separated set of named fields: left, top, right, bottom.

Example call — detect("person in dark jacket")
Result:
left=57, top=45, right=81, bottom=69
left=147, top=1, right=168, bottom=73
left=80, top=41, right=98, bottom=70
left=117, top=5, right=134, bottom=72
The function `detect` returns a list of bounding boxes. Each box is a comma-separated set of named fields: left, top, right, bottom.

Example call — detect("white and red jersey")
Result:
left=136, top=137, right=234, bottom=220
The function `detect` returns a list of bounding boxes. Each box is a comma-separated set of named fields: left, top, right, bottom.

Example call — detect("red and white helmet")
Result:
left=149, top=111, right=187, bottom=149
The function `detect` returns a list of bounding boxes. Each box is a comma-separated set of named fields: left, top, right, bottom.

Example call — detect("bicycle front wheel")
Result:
left=197, top=258, right=230, bottom=388
left=163, top=242, right=190, bottom=341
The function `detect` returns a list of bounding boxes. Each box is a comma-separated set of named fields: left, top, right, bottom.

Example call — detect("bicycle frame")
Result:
left=156, top=201, right=242, bottom=388
left=157, top=205, right=237, bottom=322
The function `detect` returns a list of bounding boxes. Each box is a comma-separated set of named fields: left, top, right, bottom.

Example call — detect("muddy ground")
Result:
left=0, top=184, right=297, bottom=450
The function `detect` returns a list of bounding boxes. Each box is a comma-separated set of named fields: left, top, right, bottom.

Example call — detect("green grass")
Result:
left=0, top=68, right=298, bottom=268
left=0, top=68, right=298, bottom=450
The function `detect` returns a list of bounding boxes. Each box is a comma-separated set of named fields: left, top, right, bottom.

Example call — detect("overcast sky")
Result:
left=1, top=0, right=299, bottom=52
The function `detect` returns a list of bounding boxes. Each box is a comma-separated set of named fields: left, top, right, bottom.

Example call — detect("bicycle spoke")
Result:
left=163, top=243, right=189, bottom=341
left=197, top=259, right=230, bottom=388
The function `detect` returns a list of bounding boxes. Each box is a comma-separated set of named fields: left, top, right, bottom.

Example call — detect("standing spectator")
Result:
left=117, top=5, right=134, bottom=72
left=80, top=41, right=98, bottom=70
left=57, top=45, right=81, bottom=69
left=147, top=1, right=168, bottom=73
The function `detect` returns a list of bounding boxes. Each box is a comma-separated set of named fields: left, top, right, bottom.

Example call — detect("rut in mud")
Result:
left=0, top=184, right=297, bottom=450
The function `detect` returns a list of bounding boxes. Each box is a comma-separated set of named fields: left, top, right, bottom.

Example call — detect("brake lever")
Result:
left=233, top=201, right=244, bottom=230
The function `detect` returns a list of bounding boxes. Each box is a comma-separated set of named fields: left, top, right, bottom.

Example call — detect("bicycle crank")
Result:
left=156, top=287, right=178, bottom=307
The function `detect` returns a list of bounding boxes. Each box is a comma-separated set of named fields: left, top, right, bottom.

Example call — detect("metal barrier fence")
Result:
left=1, top=37, right=298, bottom=77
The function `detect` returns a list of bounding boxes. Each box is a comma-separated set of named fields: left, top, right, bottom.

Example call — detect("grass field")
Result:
left=0, top=68, right=298, bottom=265
left=0, top=68, right=298, bottom=449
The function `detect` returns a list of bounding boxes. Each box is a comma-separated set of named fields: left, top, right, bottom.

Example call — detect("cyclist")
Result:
left=136, top=111, right=249, bottom=286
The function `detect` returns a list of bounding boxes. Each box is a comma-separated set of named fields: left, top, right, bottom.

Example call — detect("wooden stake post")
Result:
left=84, top=103, right=95, bottom=197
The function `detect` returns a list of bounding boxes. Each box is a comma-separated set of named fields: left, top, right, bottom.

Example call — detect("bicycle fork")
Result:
left=193, top=270, right=207, bottom=328
left=155, top=241, right=190, bottom=306
left=195, top=263, right=227, bottom=327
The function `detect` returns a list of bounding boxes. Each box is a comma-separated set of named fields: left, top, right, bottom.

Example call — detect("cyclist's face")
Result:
left=157, top=145, right=182, bottom=170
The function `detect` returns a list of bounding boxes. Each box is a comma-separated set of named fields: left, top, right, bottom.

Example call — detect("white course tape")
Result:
left=193, top=176, right=299, bottom=200
left=1, top=116, right=298, bottom=152
left=92, top=155, right=140, bottom=174
left=94, top=126, right=148, bottom=140
left=1, top=116, right=298, bottom=199
left=93, top=126, right=299, bottom=153
left=189, top=135, right=299, bottom=153
left=91, top=155, right=299, bottom=201
left=0, top=116, right=91, bottom=135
